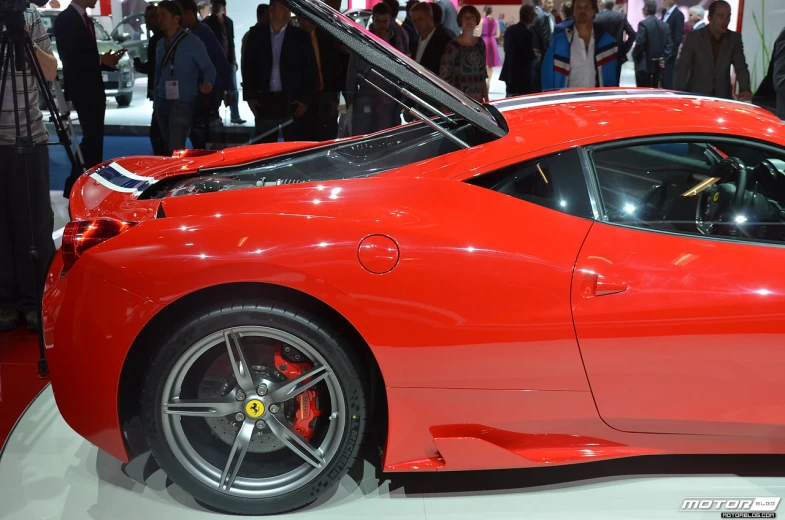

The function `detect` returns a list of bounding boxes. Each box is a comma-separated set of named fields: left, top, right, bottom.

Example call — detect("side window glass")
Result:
left=466, top=148, right=594, bottom=219
left=592, top=140, right=785, bottom=245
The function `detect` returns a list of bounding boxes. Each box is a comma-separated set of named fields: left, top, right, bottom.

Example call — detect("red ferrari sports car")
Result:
left=43, top=0, right=785, bottom=515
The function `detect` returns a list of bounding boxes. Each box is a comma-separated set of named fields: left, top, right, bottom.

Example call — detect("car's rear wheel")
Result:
left=141, top=300, right=368, bottom=515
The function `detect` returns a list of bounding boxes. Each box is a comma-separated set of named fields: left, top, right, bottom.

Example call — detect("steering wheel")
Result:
left=696, top=157, right=747, bottom=235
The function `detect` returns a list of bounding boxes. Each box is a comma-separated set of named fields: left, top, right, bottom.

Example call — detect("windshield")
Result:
left=285, top=0, right=503, bottom=137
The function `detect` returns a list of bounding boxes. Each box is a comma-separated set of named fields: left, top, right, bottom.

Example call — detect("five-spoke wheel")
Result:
left=142, top=300, right=367, bottom=515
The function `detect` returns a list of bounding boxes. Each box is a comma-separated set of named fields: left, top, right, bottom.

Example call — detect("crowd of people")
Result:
left=500, top=0, right=753, bottom=100
left=39, top=0, right=780, bottom=166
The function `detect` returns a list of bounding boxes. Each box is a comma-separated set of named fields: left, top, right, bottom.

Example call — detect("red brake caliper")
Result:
left=274, top=345, right=322, bottom=441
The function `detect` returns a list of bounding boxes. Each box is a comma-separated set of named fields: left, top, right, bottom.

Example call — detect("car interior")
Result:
left=592, top=140, right=785, bottom=244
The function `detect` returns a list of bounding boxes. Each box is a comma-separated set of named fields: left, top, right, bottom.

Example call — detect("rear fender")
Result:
left=75, top=212, right=380, bottom=347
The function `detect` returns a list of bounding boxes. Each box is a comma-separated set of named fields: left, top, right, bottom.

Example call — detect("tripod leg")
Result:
left=24, top=38, right=83, bottom=175
left=14, top=39, right=50, bottom=377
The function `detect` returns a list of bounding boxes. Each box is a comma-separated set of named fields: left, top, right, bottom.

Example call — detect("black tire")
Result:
left=140, top=299, right=369, bottom=515
left=116, top=93, right=133, bottom=107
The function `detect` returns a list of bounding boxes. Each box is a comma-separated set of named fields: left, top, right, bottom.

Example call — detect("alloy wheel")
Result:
left=159, top=326, right=346, bottom=498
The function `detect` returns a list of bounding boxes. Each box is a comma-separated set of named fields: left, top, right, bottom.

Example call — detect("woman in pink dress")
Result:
left=480, top=6, right=501, bottom=88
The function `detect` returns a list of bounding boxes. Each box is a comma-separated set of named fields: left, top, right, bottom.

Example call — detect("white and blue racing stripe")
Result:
left=89, top=162, right=157, bottom=194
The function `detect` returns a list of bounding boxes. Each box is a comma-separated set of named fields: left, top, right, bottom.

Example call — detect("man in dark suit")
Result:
left=660, top=0, right=683, bottom=89
left=311, top=0, right=350, bottom=140
left=633, top=0, right=671, bottom=87
left=595, top=0, right=635, bottom=85
left=675, top=0, right=751, bottom=101
left=409, top=1, right=452, bottom=76
left=204, top=0, right=245, bottom=124
left=530, top=0, right=553, bottom=93
left=242, top=0, right=317, bottom=142
left=500, top=4, right=537, bottom=97
left=55, top=0, right=124, bottom=198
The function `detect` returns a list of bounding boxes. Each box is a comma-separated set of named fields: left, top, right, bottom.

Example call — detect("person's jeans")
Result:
left=229, top=64, right=241, bottom=121
left=155, top=100, right=194, bottom=155
left=0, top=145, right=54, bottom=314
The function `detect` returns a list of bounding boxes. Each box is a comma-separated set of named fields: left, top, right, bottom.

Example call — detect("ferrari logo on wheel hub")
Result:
left=245, top=399, right=265, bottom=418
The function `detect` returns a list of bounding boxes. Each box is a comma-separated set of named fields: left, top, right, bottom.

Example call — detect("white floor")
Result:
left=103, top=77, right=255, bottom=129
left=2, top=385, right=785, bottom=519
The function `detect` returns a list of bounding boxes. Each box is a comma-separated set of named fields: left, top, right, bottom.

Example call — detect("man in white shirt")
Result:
left=540, top=0, right=619, bottom=90
left=408, top=2, right=452, bottom=76
left=543, top=0, right=554, bottom=33
left=565, top=0, right=594, bottom=87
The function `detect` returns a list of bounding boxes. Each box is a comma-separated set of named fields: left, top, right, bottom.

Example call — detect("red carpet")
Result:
left=0, top=328, right=48, bottom=449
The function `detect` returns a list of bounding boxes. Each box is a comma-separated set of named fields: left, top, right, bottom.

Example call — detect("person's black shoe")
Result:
left=0, top=309, right=18, bottom=332
left=231, top=118, right=246, bottom=125
left=24, top=310, right=39, bottom=332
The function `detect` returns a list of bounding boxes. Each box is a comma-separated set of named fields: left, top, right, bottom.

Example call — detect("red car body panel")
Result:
left=43, top=254, right=162, bottom=462
left=573, top=222, right=785, bottom=437
left=43, top=91, right=785, bottom=470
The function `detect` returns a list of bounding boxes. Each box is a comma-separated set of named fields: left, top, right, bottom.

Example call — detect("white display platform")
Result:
left=2, top=385, right=785, bottom=519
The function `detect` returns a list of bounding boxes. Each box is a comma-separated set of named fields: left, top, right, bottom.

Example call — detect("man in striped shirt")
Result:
left=0, top=5, right=59, bottom=332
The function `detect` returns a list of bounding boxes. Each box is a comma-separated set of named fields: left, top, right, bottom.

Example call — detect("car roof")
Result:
left=492, top=88, right=785, bottom=145
left=492, top=88, right=784, bottom=152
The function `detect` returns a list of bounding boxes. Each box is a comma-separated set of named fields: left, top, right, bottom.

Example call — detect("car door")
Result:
left=572, top=136, right=785, bottom=437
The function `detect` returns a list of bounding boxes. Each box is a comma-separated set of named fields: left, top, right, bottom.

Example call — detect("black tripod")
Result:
left=0, top=12, right=83, bottom=378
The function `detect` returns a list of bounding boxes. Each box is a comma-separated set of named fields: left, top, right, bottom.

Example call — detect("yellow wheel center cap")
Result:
left=245, top=399, right=265, bottom=418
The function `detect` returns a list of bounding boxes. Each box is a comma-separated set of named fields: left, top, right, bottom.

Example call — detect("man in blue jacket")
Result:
left=154, top=1, right=216, bottom=155
left=175, top=0, right=232, bottom=149
left=541, top=0, right=619, bottom=91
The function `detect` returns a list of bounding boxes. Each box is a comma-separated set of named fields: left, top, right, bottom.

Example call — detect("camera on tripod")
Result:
left=0, top=0, right=49, bottom=39
left=0, top=0, right=79, bottom=378
left=0, top=0, right=32, bottom=34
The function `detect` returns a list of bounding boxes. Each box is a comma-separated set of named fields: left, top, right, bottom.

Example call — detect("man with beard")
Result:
left=541, top=0, right=619, bottom=90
